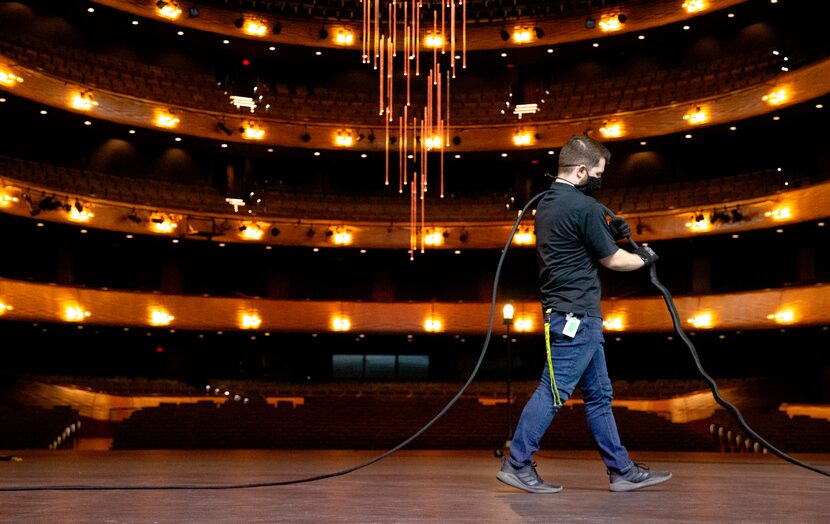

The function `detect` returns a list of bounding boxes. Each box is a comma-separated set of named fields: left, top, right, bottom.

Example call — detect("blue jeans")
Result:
left=508, top=312, right=633, bottom=475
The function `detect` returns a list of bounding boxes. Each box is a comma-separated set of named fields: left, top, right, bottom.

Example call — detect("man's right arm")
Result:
left=600, top=246, right=658, bottom=272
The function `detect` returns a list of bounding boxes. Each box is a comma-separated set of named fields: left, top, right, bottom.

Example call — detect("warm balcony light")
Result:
left=762, top=88, right=789, bottom=106
left=599, top=121, right=623, bottom=138
left=240, top=224, right=264, bottom=240
left=243, top=122, right=265, bottom=140
left=512, top=27, right=534, bottom=44
left=0, top=303, right=12, bottom=315
left=70, top=91, right=98, bottom=111
left=68, top=206, right=93, bottom=222
left=151, top=216, right=178, bottom=233
left=336, top=29, right=355, bottom=46
left=242, top=20, right=268, bottom=37
left=64, top=305, right=91, bottom=322
left=767, top=309, right=795, bottom=324
left=154, top=110, right=180, bottom=129
left=682, top=0, right=706, bottom=13
left=156, top=1, right=182, bottom=20
left=599, top=14, right=624, bottom=32
left=150, top=308, right=174, bottom=326
left=332, top=315, right=351, bottom=331
left=333, top=228, right=353, bottom=245
left=688, top=311, right=714, bottom=329
left=683, top=106, right=708, bottom=125
left=424, top=32, right=444, bottom=48
left=424, top=230, right=445, bottom=246
left=512, top=131, right=533, bottom=146
left=0, top=191, right=19, bottom=207
left=765, top=206, right=792, bottom=221
left=335, top=130, right=354, bottom=147
left=513, top=227, right=535, bottom=245
left=685, top=215, right=712, bottom=232
left=424, top=317, right=442, bottom=332
left=514, top=317, right=533, bottom=332
left=241, top=313, right=262, bottom=329
left=603, top=315, right=625, bottom=331
left=424, top=136, right=443, bottom=150
left=0, top=69, right=23, bottom=87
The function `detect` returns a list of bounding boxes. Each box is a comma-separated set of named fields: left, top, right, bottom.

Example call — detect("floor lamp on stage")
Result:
left=501, top=303, right=515, bottom=454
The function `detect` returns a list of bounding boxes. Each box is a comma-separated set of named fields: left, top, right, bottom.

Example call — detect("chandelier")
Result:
left=362, top=0, right=467, bottom=259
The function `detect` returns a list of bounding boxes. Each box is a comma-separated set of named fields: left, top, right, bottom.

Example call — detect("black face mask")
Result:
left=578, top=175, right=602, bottom=196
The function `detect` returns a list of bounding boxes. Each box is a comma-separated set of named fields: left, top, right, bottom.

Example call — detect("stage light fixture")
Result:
left=452, top=136, right=462, bottom=146
left=270, top=227, right=280, bottom=237
left=585, top=18, right=596, bottom=29
left=534, top=28, right=544, bottom=39
left=216, top=121, right=233, bottom=136
left=301, top=132, right=312, bottom=142
left=272, top=23, right=282, bottom=35
left=319, top=28, right=329, bottom=40
left=127, top=210, right=142, bottom=224
left=188, top=7, right=199, bottom=18
left=234, top=17, right=244, bottom=29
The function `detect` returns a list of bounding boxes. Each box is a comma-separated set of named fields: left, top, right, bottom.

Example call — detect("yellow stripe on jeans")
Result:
left=544, top=308, right=563, bottom=407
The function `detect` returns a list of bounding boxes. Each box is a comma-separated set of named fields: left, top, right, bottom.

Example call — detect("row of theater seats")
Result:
left=28, top=373, right=750, bottom=400
left=0, top=404, right=80, bottom=450
left=112, top=397, right=717, bottom=450
left=0, top=33, right=795, bottom=125
left=2, top=154, right=801, bottom=220
left=710, top=408, right=830, bottom=453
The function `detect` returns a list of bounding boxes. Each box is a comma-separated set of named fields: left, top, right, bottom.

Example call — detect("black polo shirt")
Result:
left=535, top=181, right=619, bottom=318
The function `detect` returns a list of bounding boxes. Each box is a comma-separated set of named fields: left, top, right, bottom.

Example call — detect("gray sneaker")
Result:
left=609, top=462, right=672, bottom=492
left=497, top=459, right=563, bottom=494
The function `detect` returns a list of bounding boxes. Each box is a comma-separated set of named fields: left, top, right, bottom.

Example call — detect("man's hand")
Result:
left=635, top=245, right=659, bottom=267
left=609, top=217, right=631, bottom=241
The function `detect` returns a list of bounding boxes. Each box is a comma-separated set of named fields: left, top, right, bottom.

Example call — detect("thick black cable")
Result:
left=0, top=194, right=548, bottom=492
left=603, top=206, right=829, bottom=478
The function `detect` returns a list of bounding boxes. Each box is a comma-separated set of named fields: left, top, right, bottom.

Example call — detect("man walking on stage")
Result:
left=497, top=135, right=672, bottom=493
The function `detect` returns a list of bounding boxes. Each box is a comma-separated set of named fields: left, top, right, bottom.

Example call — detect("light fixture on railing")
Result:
left=241, top=312, right=262, bottom=329
left=0, top=302, right=13, bottom=315
left=599, top=121, right=623, bottom=138
left=513, top=226, right=535, bottom=245
left=599, top=13, right=626, bottom=32
left=242, top=19, right=268, bottom=37
left=603, top=314, right=625, bottom=331
left=0, top=191, right=19, bottom=207
left=514, top=317, right=533, bottom=332
left=424, top=135, right=443, bottom=150
left=64, top=305, right=91, bottom=322
left=0, top=68, right=24, bottom=87
left=335, top=129, right=354, bottom=147
left=333, top=227, right=353, bottom=245
left=70, top=90, right=98, bottom=111
left=765, top=206, right=792, bottom=221
left=242, top=121, right=265, bottom=140
left=767, top=308, right=795, bottom=324
left=68, top=205, right=93, bottom=222
left=154, top=109, right=180, bottom=129
left=683, top=106, right=708, bottom=125
left=511, top=26, right=537, bottom=44
left=682, top=0, right=706, bottom=13
left=151, top=214, right=177, bottom=233
left=424, top=229, right=445, bottom=246
left=424, top=31, right=444, bottom=48
left=332, top=315, right=351, bottom=331
left=512, top=131, right=533, bottom=146
left=335, top=28, right=355, bottom=46
left=424, top=317, right=442, bottom=332
left=155, top=1, right=182, bottom=20
left=240, top=223, right=264, bottom=240
left=762, top=88, right=789, bottom=106
left=685, top=212, right=713, bottom=232
left=150, top=308, right=175, bottom=326
left=688, top=311, right=714, bottom=329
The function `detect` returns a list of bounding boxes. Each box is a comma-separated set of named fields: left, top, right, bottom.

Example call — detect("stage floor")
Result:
left=1, top=450, right=828, bottom=523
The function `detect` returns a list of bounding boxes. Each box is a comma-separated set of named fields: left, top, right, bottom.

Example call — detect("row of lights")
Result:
left=0, top=300, right=810, bottom=331
left=685, top=205, right=791, bottom=233
left=601, top=307, right=801, bottom=332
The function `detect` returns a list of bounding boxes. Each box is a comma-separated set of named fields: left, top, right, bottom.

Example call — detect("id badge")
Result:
left=562, top=313, right=580, bottom=338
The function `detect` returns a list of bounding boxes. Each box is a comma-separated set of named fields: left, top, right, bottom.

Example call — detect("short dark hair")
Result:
left=558, top=135, right=610, bottom=174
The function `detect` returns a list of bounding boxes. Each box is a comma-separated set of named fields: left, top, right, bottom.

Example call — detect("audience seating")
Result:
left=0, top=403, right=80, bottom=450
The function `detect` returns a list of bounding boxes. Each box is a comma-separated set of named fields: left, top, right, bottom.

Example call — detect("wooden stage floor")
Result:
left=1, top=450, right=828, bottom=523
